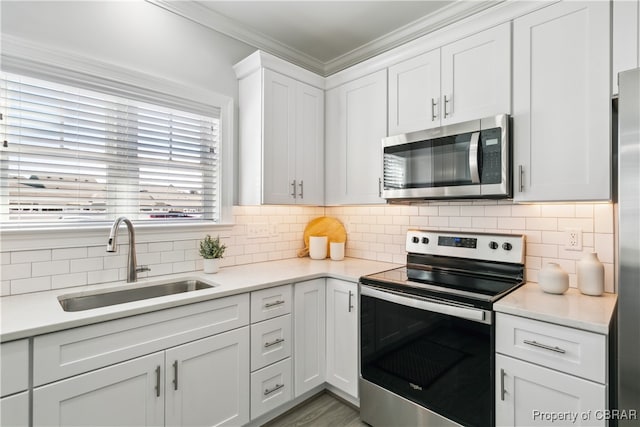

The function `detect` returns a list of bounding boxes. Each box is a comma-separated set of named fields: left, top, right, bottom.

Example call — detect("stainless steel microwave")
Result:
left=382, top=114, right=511, bottom=200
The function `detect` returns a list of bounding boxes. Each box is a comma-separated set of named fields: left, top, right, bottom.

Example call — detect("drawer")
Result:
left=251, top=358, right=292, bottom=420
left=34, top=293, right=249, bottom=386
left=251, top=284, right=292, bottom=322
left=496, top=313, right=606, bottom=383
left=1, top=339, right=29, bottom=397
left=251, top=314, right=292, bottom=371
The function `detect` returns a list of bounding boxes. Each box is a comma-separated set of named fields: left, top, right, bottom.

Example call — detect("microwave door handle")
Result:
left=469, top=131, right=481, bottom=184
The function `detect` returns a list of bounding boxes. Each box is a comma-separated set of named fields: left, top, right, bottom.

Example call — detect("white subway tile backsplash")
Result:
left=0, top=203, right=615, bottom=296
left=12, top=249, right=51, bottom=264
left=32, top=260, right=69, bottom=277
left=1, top=281, right=10, bottom=297
left=11, top=276, right=51, bottom=294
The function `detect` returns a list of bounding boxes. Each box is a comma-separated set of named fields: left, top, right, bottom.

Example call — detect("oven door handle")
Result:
left=360, top=285, right=490, bottom=324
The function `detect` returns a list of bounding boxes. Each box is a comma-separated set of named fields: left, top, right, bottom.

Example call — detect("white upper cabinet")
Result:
left=236, top=51, right=324, bottom=205
left=388, top=49, right=441, bottom=135
left=325, top=70, right=387, bottom=205
left=513, top=1, right=611, bottom=202
left=388, top=23, right=510, bottom=135
left=441, top=23, right=511, bottom=126
left=613, top=0, right=640, bottom=94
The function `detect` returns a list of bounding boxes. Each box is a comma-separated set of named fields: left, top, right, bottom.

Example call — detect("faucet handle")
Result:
left=136, top=265, right=151, bottom=273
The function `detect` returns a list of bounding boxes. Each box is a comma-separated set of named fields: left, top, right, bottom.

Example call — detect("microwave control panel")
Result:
left=480, top=127, right=502, bottom=184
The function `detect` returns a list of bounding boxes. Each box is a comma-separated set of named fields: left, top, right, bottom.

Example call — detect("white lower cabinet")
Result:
left=33, top=327, right=250, bottom=427
left=495, top=313, right=608, bottom=427
left=325, top=278, right=359, bottom=399
left=34, top=352, right=165, bottom=427
left=496, top=354, right=606, bottom=427
left=165, top=328, right=250, bottom=427
left=293, top=279, right=326, bottom=397
left=1, top=392, right=29, bottom=427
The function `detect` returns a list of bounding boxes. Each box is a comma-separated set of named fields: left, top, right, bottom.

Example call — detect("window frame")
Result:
left=0, top=35, right=234, bottom=251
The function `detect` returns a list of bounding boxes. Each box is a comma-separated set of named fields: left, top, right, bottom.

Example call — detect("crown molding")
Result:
left=323, top=0, right=502, bottom=75
left=147, top=0, right=326, bottom=76
left=147, top=0, right=503, bottom=77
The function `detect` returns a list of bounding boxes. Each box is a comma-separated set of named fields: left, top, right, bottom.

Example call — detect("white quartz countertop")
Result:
left=0, top=257, right=399, bottom=342
left=494, top=283, right=617, bottom=334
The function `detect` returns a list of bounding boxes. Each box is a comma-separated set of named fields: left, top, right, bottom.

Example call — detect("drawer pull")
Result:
left=264, top=300, right=285, bottom=309
left=264, top=383, right=284, bottom=396
left=264, top=337, right=285, bottom=348
left=523, top=339, right=566, bottom=354
left=500, top=368, right=506, bottom=401
left=173, top=360, right=179, bottom=391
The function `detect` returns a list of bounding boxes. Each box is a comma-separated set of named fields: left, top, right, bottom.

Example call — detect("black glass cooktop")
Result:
left=360, top=266, right=524, bottom=309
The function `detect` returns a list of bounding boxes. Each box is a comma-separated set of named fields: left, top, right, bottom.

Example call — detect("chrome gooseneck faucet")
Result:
left=107, top=217, right=150, bottom=283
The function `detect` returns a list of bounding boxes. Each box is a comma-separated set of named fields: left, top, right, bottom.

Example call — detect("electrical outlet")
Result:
left=247, top=223, right=269, bottom=238
left=565, top=228, right=582, bottom=251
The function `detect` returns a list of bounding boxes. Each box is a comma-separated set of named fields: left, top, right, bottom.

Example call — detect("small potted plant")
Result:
left=199, top=235, right=226, bottom=274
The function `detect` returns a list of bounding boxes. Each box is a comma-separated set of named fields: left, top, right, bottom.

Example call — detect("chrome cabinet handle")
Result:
left=264, top=383, right=284, bottom=396
left=431, top=98, right=438, bottom=121
left=173, top=360, right=178, bottom=391
left=264, top=337, right=285, bottom=348
left=378, top=177, right=382, bottom=198
left=264, top=300, right=285, bottom=308
left=468, top=132, right=480, bottom=184
left=348, top=290, right=354, bottom=313
left=444, top=95, right=451, bottom=118
left=523, top=339, right=566, bottom=354
left=155, top=366, right=161, bottom=397
left=500, top=368, right=506, bottom=401
left=518, top=165, right=524, bottom=192
left=290, top=180, right=297, bottom=199
left=298, top=180, right=304, bottom=199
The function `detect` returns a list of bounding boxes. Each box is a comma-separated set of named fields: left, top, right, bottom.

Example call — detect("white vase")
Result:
left=203, top=258, right=220, bottom=274
left=577, top=252, right=604, bottom=296
left=538, top=262, right=569, bottom=294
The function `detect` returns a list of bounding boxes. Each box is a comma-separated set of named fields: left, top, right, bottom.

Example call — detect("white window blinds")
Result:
left=0, top=73, right=221, bottom=224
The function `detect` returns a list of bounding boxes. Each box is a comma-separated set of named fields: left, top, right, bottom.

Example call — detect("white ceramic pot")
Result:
left=330, top=241, right=345, bottom=261
left=203, top=258, right=220, bottom=274
left=309, top=236, right=328, bottom=260
left=577, top=252, right=604, bottom=296
left=538, top=262, right=569, bottom=294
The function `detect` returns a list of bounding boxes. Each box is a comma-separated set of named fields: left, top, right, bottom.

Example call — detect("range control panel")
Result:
left=406, top=229, right=525, bottom=264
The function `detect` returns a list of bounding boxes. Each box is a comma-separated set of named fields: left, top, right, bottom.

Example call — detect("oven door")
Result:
left=360, top=284, right=494, bottom=427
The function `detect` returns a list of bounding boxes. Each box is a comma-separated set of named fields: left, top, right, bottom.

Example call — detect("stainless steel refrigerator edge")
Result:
left=616, top=67, right=640, bottom=424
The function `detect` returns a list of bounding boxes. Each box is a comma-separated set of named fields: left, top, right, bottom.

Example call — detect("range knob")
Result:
left=422, top=237, right=430, bottom=244
left=502, top=242, right=513, bottom=251
left=489, top=241, right=499, bottom=250
left=412, top=236, right=420, bottom=244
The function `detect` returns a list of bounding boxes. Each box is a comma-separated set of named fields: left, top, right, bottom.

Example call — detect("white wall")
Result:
left=1, top=0, right=255, bottom=100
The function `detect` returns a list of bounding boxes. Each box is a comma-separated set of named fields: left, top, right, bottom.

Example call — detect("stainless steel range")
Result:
left=359, top=229, right=525, bottom=427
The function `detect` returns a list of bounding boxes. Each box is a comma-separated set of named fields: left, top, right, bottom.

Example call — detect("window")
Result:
left=0, top=73, right=221, bottom=224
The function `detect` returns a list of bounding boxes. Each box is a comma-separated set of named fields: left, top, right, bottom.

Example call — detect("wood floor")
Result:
left=264, top=392, right=368, bottom=427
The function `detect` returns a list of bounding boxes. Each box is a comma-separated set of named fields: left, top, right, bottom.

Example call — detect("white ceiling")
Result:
left=150, top=1, right=501, bottom=76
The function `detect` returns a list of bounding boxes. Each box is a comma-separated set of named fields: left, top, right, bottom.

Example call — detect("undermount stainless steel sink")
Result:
left=58, top=279, right=215, bottom=312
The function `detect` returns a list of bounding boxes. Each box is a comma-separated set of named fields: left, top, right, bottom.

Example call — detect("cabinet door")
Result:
left=165, top=327, right=250, bottom=427
left=263, top=69, right=297, bottom=204
left=496, top=354, right=606, bottom=427
left=1, top=392, right=29, bottom=427
left=613, top=0, right=639, bottom=94
left=325, top=70, right=387, bottom=205
left=513, top=1, right=610, bottom=201
left=388, top=49, right=441, bottom=134
left=325, top=278, right=358, bottom=398
left=295, top=82, right=325, bottom=205
left=441, top=22, right=511, bottom=125
left=294, top=278, right=326, bottom=397
left=33, top=352, right=164, bottom=427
